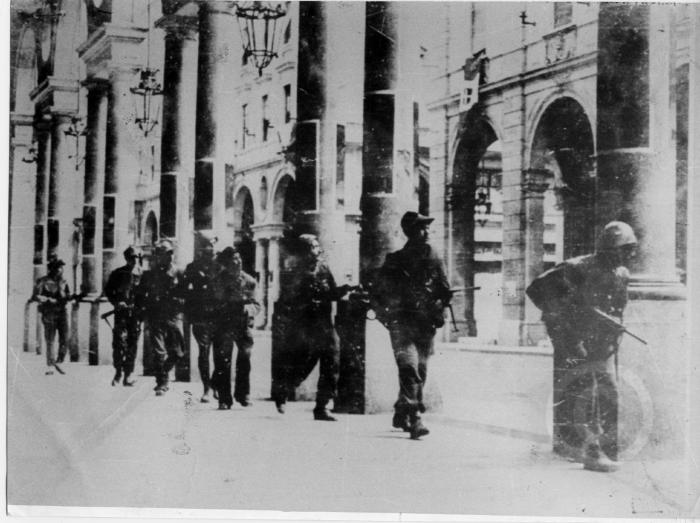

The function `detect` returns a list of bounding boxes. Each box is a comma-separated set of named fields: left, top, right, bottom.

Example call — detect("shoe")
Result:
left=583, top=446, right=619, bottom=473
left=218, top=402, right=232, bottom=410
left=112, top=372, right=122, bottom=387
left=392, top=412, right=411, bottom=432
left=56, top=355, right=65, bottom=364
left=275, top=401, right=285, bottom=414
left=201, top=392, right=211, bottom=403
left=123, top=376, right=135, bottom=387
left=155, top=385, right=169, bottom=396
left=45, top=369, right=54, bottom=375
left=313, top=409, right=337, bottom=422
left=410, top=420, right=430, bottom=440
left=235, top=396, right=252, bottom=407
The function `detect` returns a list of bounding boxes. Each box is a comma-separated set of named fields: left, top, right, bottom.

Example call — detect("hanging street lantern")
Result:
left=236, top=1, right=286, bottom=76
left=64, top=115, right=88, bottom=170
left=130, top=68, right=163, bottom=138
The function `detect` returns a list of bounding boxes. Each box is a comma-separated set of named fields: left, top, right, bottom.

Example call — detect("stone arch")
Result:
left=528, top=95, right=596, bottom=258
left=12, top=24, right=38, bottom=115
left=271, top=172, right=298, bottom=224
left=143, top=211, right=158, bottom=246
left=232, top=185, right=256, bottom=275
left=450, top=113, right=501, bottom=339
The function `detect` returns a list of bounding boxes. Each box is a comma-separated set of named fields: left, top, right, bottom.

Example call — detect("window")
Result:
left=283, top=20, right=291, bottom=44
left=262, top=95, right=270, bottom=142
left=554, top=3, right=573, bottom=28
left=242, top=104, right=248, bottom=149
left=284, top=84, right=291, bottom=123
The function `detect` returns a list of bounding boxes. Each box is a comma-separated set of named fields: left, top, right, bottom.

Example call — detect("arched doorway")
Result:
left=451, top=116, right=500, bottom=340
left=232, top=187, right=255, bottom=276
left=530, top=97, right=596, bottom=260
left=142, top=211, right=158, bottom=268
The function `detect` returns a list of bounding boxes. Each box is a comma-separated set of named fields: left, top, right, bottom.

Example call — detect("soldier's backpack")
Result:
left=526, top=263, right=577, bottom=314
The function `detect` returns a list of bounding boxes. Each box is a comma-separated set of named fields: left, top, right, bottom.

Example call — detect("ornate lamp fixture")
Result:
left=236, top=1, right=286, bottom=76
left=64, top=81, right=88, bottom=169
left=130, top=68, right=163, bottom=137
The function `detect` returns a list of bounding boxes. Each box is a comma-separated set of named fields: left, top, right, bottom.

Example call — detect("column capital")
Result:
left=521, top=169, right=550, bottom=195
left=198, top=1, right=237, bottom=16
left=156, top=14, right=199, bottom=40
left=251, top=223, right=286, bottom=240
left=82, top=77, right=111, bottom=93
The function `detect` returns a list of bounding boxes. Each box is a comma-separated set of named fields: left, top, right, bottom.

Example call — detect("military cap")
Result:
left=154, top=239, right=174, bottom=253
left=400, top=211, right=434, bottom=232
left=216, top=246, right=238, bottom=263
left=47, top=258, right=66, bottom=271
left=194, top=230, right=218, bottom=247
left=597, top=221, right=637, bottom=251
left=123, top=245, right=143, bottom=258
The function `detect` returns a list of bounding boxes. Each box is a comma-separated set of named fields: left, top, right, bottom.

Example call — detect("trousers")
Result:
left=146, top=318, right=184, bottom=387
left=41, top=312, right=68, bottom=367
left=112, top=311, right=141, bottom=375
left=389, top=323, right=435, bottom=417
left=192, top=322, right=215, bottom=391
left=211, top=325, right=254, bottom=405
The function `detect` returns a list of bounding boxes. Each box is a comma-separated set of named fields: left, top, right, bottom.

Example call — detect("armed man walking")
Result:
left=372, top=212, right=451, bottom=440
left=32, top=258, right=72, bottom=375
left=210, top=246, right=260, bottom=410
left=526, top=221, right=638, bottom=473
left=271, top=234, right=351, bottom=420
left=104, top=246, right=143, bottom=386
left=135, top=239, right=185, bottom=396
left=182, top=231, right=219, bottom=403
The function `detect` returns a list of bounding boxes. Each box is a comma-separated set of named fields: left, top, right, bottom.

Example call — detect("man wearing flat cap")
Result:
left=32, top=257, right=71, bottom=374
left=373, top=212, right=451, bottom=439
left=104, top=245, right=143, bottom=386
left=210, top=246, right=260, bottom=409
left=182, top=230, right=219, bottom=403
left=135, top=239, right=185, bottom=396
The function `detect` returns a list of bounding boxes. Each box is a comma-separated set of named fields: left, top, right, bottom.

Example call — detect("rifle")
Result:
left=592, top=307, right=648, bottom=345
left=446, top=286, right=481, bottom=332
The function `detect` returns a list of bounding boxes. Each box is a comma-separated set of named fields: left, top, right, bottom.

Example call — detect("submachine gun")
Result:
left=445, top=286, right=481, bottom=332
left=591, top=307, right=648, bottom=346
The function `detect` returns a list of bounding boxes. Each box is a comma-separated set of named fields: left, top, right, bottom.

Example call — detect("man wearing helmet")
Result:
left=135, top=239, right=185, bottom=396
left=182, top=231, right=219, bottom=403
left=527, top=221, right=638, bottom=472
left=104, top=245, right=143, bottom=386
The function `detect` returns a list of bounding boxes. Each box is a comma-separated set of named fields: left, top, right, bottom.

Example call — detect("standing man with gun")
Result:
left=372, top=212, right=451, bottom=440
left=104, top=246, right=143, bottom=386
left=135, top=239, right=185, bottom=397
left=32, top=257, right=72, bottom=375
left=527, top=221, right=639, bottom=472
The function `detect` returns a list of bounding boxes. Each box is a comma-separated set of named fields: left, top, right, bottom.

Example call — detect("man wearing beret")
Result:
left=373, top=212, right=451, bottom=439
left=32, top=258, right=71, bottom=375
left=182, top=231, right=219, bottom=403
left=104, top=245, right=143, bottom=386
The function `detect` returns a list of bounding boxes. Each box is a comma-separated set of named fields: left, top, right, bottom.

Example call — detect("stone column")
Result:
left=103, top=67, right=139, bottom=283
left=83, top=80, right=109, bottom=365
left=254, top=239, right=268, bottom=328
left=267, top=236, right=281, bottom=328
left=521, top=169, right=550, bottom=343
left=157, top=14, right=199, bottom=265
left=82, top=80, right=109, bottom=296
left=193, top=1, right=237, bottom=240
left=48, top=112, right=75, bottom=264
left=33, top=118, right=51, bottom=282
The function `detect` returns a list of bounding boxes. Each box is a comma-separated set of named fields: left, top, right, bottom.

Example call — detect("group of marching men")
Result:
left=31, top=211, right=641, bottom=460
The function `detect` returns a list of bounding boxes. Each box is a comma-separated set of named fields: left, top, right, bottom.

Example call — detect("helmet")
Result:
left=47, top=258, right=66, bottom=272
left=597, top=221, right=637, bottom=251
left=154, top=239, right=174, bottom=254
left=123, top=245, right=142, bottom=259
left=400, top=211, right=434, bottom=233
left=194, top=230, right=218, bottom=248
left=216, top=246, right=239, bottom=264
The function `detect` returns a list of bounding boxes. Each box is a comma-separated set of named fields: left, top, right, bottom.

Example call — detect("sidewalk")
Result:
left=6, top=336, right=696, bottom=518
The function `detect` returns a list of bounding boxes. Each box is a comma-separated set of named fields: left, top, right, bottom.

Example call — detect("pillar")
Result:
left=267, top=236, right=281, bottom=328
left=103, top=67, right=139, bottom=283
left=254, top=239, right=267, bottom=328
left=193, top=1, right=236, bottom=240
left=33, top=118, right=51, bottom=282
left=48, top=112, right=75, bottom=265
left=82, top=80, right=109, bottom=365
left=157, top=14, right=199, bottom=265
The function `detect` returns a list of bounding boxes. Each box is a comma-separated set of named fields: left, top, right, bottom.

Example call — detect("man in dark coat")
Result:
left=211, top=246, right=260, bottom=409
left=271, top=234, right=351, bottom=420
left=527, top=221, right=638, bottom=472
left=136, top=239, right=185, bottom=396
left=32, top=258, right=71, bottom=375
left=104, top=245, right=143, bottom=386
left=182, top=230, right=219, bottom=403
left=374, top=212, right=451, bottom=440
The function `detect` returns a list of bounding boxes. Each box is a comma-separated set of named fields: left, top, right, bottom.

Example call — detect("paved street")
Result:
left=6, top=333, right=695, bottom=519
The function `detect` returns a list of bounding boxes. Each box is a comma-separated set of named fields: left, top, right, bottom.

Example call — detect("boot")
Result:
left=112, top=370, right=123, bottom=386
left=122, top=373, right=135, bottom=387
left=392, top=411, right=411, bottom=432
left=409, top=415, right=430, bottom=440
left=313, top=408, right=337, bottom=421
left=201, top=389, right=211, bottom=403
left=275, top=400, right=286, bottom=414
left=583, top=445, right=619, bottom=473
left=235, top=395, right=252, bottom=407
